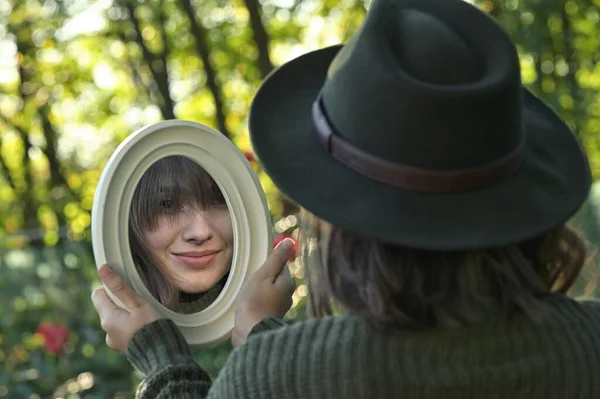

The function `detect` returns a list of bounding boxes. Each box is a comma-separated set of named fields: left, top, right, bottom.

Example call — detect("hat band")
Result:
left=312, top=93, right=525, bottom=193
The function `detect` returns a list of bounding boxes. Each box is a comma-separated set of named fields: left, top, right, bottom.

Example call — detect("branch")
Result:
left=123, top=0, right=176, bottom=120
left=15, top=58, right=38, bottom=229
left=178, top=0, right=230, bottom=137
left=155, top=0, right=176, bottom=120
left=241, top=0, right=274, bottom=78
left=115, top=30, right=154, bottom=100
left=0, top=150, right=15, bottom=191
left=38, top=104, right=79, bottom=202
left=157, top=0, right=170, bottom=66
left=0, top=114, right=22, bottom=191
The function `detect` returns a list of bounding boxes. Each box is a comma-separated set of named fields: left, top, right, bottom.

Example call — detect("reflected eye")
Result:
left=209, top=199, right=227, bottom=208
left=209, top=186, right=226, bottom=207
left=161, top=199, right=175, bottom=210
left=209, top=194, right=226, bottom=207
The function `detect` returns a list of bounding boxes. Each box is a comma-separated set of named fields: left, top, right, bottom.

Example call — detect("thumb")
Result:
left=256, top=238, right=295, bottom=281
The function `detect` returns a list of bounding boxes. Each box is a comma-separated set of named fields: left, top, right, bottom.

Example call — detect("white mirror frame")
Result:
left=91, top=120, right=272, bottom=347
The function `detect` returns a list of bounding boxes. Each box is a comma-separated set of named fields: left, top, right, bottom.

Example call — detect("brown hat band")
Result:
left=312, top=93, right=526, bottom=193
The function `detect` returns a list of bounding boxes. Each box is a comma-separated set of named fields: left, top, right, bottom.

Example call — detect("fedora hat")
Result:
left=248, top=0, right=591, bottom=250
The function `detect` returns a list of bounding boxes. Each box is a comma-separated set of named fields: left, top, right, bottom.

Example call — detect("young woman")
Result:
left=92, top=0, right=600, bottom=397
left=128, top=155, right=234, bottom=314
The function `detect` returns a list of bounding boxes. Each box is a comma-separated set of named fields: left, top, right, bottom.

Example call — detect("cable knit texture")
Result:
left=127, top=295, right=600, bottom=398
left=248, top=316, right=287, bottom=335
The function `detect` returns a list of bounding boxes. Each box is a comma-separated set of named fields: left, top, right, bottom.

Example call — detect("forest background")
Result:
left=1, top=0, right=599, bottom=397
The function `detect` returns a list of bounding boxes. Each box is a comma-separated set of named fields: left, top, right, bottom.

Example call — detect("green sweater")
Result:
left=177, top=275, right=227, bottom=314
left=127, top=295, right=600, bottom=398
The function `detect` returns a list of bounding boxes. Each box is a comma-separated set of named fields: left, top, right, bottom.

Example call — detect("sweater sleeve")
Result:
left=126, top=317, right=299, bottom=398
left=248, top=316, right=288, bottom=337
left=126, top=318, right=213, bottom=398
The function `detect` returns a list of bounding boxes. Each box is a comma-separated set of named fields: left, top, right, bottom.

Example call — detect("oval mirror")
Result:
left=91, top=120, right=272, bottom=347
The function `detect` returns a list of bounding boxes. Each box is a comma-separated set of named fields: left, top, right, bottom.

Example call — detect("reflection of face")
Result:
left=143, top=203, right=234, bottom=294
left=129, top=155, right=234, bottom=310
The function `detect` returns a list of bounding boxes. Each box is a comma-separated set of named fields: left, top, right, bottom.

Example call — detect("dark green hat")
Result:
left=249, top=0, right=591, bottom=250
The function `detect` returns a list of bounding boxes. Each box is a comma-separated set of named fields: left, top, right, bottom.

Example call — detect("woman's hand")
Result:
left=91, top=264, right=162, bottom=354
left=232, top=238, right=297, bottom=348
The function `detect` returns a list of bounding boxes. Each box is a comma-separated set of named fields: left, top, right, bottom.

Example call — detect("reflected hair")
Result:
left=300, top=210, right=595, bottom=329
left=128, top=155, right=226, bottom=313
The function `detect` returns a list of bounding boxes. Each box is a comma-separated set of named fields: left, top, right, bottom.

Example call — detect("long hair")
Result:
left=128, top=155, right=226, bottom=313
left=301, top=210, right=595, bottom=329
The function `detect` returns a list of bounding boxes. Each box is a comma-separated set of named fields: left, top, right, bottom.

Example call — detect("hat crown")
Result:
left=321, top=0, right=524, bottom=170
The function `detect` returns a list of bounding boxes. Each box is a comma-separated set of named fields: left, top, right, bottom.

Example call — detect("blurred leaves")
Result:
left=0, top=242, right=135, bottom=397
left=0, top=0, right=599, bottom=397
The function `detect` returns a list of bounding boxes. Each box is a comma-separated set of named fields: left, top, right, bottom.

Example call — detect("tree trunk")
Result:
left=242, top=0, right=274, bottom=78
left=123, top=1, right=176, bottom=120
left=15, top=48, right=38, bottom=229
left=0, top=116, right=19, bottom=191
left=178, top=0, right=230, bottom=137
left=240, top=0, right=299, bottom=215
left=38, top=104, right=78, bottom=202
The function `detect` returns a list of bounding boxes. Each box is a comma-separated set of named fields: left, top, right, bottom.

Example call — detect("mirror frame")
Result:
left=91, top=120, right=272, bottom=347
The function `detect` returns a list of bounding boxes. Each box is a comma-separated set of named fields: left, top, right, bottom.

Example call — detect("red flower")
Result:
left=244, top=152, right=255, bottom=163
left=244, top=151, right=260, bottom=172
left=36, top=323, right=70, bottom=355
left=274, top=233, right=297, bottom=261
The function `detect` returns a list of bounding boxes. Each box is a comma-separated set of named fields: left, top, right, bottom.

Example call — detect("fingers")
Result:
left=105, top=333, right=115, bottom=350
left=91, top=286, right=118, bottom=314
left=98, top=264, right=142, bottom=310
left=274, top=264, right=296, bottom=296
left=91, top=287, right=122, bottom=331
left=256, top=238, right=295, bottom=281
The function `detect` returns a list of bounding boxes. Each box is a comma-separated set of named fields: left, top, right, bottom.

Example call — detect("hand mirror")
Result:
left=91, top=120, right=272, bottom=347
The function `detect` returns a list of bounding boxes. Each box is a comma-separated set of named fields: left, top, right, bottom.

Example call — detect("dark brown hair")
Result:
left=128, top=155, right=226, bottom=313
left=302, top=211, right=595, bottom=329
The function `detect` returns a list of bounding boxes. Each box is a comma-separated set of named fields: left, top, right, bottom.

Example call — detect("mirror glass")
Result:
left=128, top=155, right=233, bottom=314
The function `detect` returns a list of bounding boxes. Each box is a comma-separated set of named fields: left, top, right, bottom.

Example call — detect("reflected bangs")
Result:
left=131, top=155, right=225, bottom=232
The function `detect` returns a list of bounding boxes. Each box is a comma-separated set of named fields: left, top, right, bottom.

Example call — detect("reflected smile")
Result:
left=172, top=250, right=221, bottom=268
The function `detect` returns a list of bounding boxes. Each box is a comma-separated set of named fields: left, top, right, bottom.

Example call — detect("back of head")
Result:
left=302, top=215, right=590, bottom=328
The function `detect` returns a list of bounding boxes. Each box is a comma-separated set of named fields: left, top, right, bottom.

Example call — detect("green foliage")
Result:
left=1, top=242, right=136, bottom=397
left=473, top=0, right=600, bottom=176
left=0, top=0, right=598, bottom=397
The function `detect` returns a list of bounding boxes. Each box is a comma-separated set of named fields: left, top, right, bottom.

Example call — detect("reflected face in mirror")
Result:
left=128, top=155, right=234, bottom=314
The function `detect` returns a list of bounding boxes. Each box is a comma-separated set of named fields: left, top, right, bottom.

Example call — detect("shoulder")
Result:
left=571, top=296, right=600, bottom=315
left=209, top=315, right=370, bottom=398
left=543, top=294, right=600, bottom=327
left=237, top=314, right=368, bottom=359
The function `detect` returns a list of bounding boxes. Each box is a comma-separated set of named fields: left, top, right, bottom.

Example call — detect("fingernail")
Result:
left=281, top=238, right=294, bottom=250
left=99, top=265, right=112, bottom=278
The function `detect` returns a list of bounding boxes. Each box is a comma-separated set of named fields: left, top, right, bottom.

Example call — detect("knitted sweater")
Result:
left=177, top=274, right=228, bottom=314
left=126, top=295, right=600, bottom=398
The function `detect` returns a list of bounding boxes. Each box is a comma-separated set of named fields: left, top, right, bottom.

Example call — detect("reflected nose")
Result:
left=181, top=210, right=214, bottom=244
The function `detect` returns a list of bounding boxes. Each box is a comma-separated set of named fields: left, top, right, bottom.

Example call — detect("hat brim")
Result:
left=249, top=46, right=592, bottom=250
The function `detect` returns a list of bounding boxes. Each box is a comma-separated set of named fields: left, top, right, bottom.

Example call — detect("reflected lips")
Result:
left=173, top=251, right=220, bottom=268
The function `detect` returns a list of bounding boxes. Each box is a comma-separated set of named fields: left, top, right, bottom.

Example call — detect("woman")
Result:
left=92, top=0, right=600, bottom=397
left=128, top=155, right=234, bottom=314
